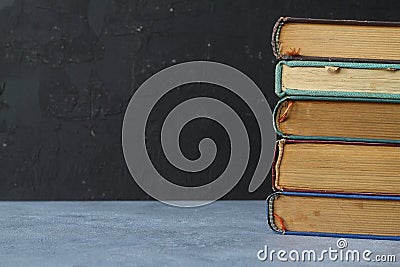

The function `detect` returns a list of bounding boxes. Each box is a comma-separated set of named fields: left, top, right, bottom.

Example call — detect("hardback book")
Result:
left=267, top=191, right=400, bottom=240
left=274, top=96, right=400, bottom=143
left=275, top=61, right=400, bottom=99
left=272, top=139, right=400, bottom=195
left=272, top=17, right=400, bottom=62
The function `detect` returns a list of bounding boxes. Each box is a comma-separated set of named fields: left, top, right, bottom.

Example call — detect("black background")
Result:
left=0, top=0, right=399, bottom=200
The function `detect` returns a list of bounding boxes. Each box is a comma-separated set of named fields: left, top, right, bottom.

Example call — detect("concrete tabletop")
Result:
left=1, top=201, right=398, bottom=266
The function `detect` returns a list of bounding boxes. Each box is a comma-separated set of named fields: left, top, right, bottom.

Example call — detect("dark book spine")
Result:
left=271, top=17, right=400, bottom=63
left=271, top=17, right=285, bottom=60
left=266, top=192, right=283, bottom=234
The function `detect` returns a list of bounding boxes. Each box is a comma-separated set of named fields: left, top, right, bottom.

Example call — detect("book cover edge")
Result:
left=272, top=17, right=400, bottom=63
left=272, top=96, right=400, bottom=143
left=271, top=138, right=400, bottom=195
left=267, top=191, right=400, bottom=240
left=275, top=61, right=400, bottom=99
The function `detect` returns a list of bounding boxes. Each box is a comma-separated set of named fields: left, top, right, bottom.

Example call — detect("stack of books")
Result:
left=267, top=17, right=400, bottom=240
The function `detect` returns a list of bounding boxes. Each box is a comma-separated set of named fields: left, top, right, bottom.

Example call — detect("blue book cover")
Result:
left=267, top=191, right=400, bottom=240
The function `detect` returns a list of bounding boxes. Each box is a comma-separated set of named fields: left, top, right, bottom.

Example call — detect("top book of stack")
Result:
left=272, top=17, right=400, bottom=63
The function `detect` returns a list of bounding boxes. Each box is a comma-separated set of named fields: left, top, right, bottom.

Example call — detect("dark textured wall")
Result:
left=0, top=0, right=399, bottom=200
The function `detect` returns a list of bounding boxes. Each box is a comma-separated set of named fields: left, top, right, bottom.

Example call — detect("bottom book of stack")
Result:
left=267, top=139, right=400, bottom=240
left=267, top=192, right=400, bottom=240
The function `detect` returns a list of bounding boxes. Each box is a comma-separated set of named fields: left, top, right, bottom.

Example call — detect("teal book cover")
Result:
left=275, top=61, right=400, bottom=99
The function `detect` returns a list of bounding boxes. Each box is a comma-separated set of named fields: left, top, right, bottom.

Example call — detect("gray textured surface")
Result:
left=1, top=200, right=399, bottom=266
